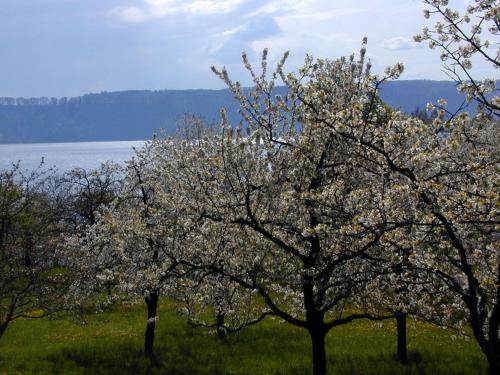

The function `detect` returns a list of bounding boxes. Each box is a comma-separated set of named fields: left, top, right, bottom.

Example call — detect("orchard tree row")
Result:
left=1, top=1, right=498, bottom=375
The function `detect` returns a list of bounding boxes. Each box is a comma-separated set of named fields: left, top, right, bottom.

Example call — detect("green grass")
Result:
left=0, top=301, right=486, bottom=375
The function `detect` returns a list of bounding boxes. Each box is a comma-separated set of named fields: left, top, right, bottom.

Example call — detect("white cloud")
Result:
left=113, top=7, right=147, bottom=23
left=244, top=1, right=371, bottom=67
left=251, top=0, right=368, bottom=19
left=219, top=25, right=246, bottom=37
left=184, top=0, right=245, bottom=14
left=105, top=0, right=495, bottom=88
left=114, top=0, right=247, bottom=22
left=382, top=37, right=419, bottom=50
left=248, top=0, right=297, bottom=16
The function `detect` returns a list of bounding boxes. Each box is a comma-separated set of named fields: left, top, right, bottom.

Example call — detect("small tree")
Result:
left=0, top=164, right=66, bottom=340
left=64, top=143, right=189, bottom=358
left=179, top=273, right=268, bottom=339
left=55, top=161, right=123, bottom=231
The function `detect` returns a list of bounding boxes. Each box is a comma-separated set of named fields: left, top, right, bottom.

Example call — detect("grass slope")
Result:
left=0, top=302, right=486, bottom=375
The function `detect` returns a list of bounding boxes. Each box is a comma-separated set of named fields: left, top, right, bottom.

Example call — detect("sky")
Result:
left=0, top=0, right=491, bottom=97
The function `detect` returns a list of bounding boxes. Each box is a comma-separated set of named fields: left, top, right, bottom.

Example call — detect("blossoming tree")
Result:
left=280, top=10, right=499, bottom=371
left=414, top=0, right=499, bottom=117
left=64, top=142, right=191, bottom=358
left=161, top=47, right=402, bottom=375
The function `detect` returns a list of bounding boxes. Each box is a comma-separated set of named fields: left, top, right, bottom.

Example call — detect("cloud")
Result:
left=113, top=0, right=247, bottom=22
left=248, top=0, right=297, bottom=16
left=208, top=16, right=282, bottom=63
left=113, top=7, right=147, bottom=23
left=382, top=37, right=419, bottom=50
left=241, top=1, right=371, bottom=67
left=182, top=0, right=246, bottom=14
left=250, top=0, right=369, bottom=19
left=219, top=26, right=246, bottom=37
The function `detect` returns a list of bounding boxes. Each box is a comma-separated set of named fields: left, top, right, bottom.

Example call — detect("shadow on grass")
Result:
left=42, top=321, right=486, bottom=375
left=390, top=350, right=423, bottom=366
left=50, top=344, right=235, bottom=375
left=47, top=343, right=162, bottom=375
left=44, top=323, right=309, bottom=375
left=0, top=302, right=487, bottom=375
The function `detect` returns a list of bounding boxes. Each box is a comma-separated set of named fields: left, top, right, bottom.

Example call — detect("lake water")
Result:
left=0, top=140, right=145, bottom=172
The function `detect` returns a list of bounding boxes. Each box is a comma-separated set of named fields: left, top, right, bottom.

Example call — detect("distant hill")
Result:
left=0, top=80, right=467, bottom=144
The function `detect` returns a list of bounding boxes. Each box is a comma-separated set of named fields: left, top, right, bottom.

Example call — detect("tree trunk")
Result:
left=0, top=321, right=8, bottom=340
left=486, top=343, right=500, bottom=375
left=310, top=330, right=327, bottom=375
left=396, top=312, right=407, bottom=362
left=0, top=307, right=14, bottom=341
left=24, top=236, right=33, bottom=266
left=144, top=290, right=159, bottom=358
left=215, top=312, right=226, bottom=339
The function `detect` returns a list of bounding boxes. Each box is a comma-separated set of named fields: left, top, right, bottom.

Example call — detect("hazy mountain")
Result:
left=0, top=80, right=467, bottom=144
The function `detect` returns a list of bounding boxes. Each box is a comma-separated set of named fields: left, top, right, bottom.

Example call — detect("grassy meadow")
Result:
left=0, top=301, right=486, bottom=375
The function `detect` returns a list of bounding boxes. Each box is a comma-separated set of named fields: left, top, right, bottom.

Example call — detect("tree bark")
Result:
left=396, top=312, right=407, bottom=362
left=486, top=343, right=500, bottom=375
left=0, top=307, right=14, bottom=341
left=144, top=290, right=159, bottom=358
left=24, top=235, right=34, bottom=267
left=215, top=312, right=226, bottom=339
left=0, top=321, right=8, bottom=341
left=310, top=329, right=327, bottom=375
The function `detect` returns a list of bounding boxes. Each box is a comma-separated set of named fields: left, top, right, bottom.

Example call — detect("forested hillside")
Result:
left=0, top=80, right=465, bottom=144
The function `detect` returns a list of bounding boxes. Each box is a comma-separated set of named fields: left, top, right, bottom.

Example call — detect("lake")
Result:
left=0, top=140, right=146, bottom=172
